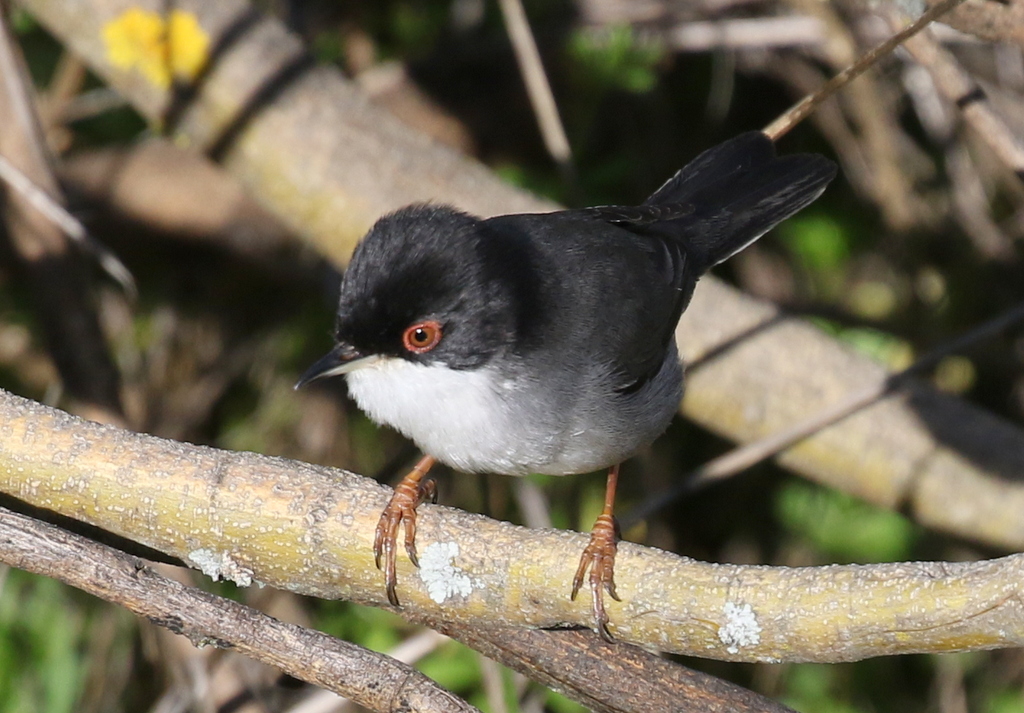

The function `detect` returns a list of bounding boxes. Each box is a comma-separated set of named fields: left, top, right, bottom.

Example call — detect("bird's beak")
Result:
left=294, top=343, right=379, bottom=389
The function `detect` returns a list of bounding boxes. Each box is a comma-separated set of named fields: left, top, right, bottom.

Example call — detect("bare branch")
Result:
left=0, top=506, right=478, bottom=713
left=0, top=7, right=127, bottom=421
left=1, top=387, right=1023, bottom=663
left=764, top=0, right=968, bottom=141
left=888, top=9, right=1024, bottom=179
left=627, top=299, right=1024, bottom=525
left=497, top=0, right=578, bottom=192
left=669, top=16, right=825, bottom=52
left=0, top=506, right=805, bottom=713
left=0, top=153, right=137, bottom=297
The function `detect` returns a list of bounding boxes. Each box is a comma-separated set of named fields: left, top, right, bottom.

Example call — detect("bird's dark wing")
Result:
left=486, top=134, right=836, bottom=392
left=484, top=212, right=694, bottom=393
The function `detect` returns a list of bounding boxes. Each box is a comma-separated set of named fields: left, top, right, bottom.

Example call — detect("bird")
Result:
left=297, top=131, right=837, bottom=639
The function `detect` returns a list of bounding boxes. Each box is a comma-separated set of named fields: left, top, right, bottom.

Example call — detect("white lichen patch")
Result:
left=718, top=602, right=762, bottom=654
left=187, top=548, right=255, bottom=587
left=417, top=541, right=473, bottom=604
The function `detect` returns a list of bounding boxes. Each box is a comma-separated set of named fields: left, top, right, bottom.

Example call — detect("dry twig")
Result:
left=0, top=506, right=478, bottom=713
left=497, top=0, right=578, bottom=193
left=888, top=8, right=1024, bottom=180
left=764, top=0, right=968, bottom=141
left=0, top=9, right=130, bottom=421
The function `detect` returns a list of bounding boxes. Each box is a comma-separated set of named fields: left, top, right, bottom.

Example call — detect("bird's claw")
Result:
left=372, top=464, right=437, bottom=606
left=571, top=512, right=621, bottom=642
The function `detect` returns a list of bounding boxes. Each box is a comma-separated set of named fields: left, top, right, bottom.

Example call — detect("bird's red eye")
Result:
left=402, top=320, right=443, bottom=353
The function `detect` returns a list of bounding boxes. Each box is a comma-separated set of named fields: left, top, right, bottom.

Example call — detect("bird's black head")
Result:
left=331, top=204, right=536, bottom=372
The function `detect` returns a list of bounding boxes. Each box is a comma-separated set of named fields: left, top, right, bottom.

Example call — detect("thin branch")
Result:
left=0, top=153, right=136, bottom=298
left=0, top=506, right=478, bottom=713
left=0, top=7, right=129, bottom=421
left=268, top=631, right=447, bottom=713
left=889, top=9, right=1024, bottom=179
left=764, top=0, right=969, bottom=141
left=496, top=0, right=579, bottom=194
left=669, top=16, right=825, bottom=52
left=0, top=503, right=803, bottom=713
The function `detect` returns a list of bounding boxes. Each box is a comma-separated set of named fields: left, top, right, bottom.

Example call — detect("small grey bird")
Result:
left=298, top=131, right=837, bottom=639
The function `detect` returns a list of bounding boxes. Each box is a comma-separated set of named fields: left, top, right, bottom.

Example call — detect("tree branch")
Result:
left=1, top=387, right=1023, bottom=664
left=0, top=505, right=478, bottom=713
left=0, top=503, right=805, bottom=713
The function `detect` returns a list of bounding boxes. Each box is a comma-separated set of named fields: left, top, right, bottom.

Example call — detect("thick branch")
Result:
left=677, top=280, right=1024, bottom=550
left=1, top=388, right=1023, bottom=663
left=0, top=507, right=802, bottom=713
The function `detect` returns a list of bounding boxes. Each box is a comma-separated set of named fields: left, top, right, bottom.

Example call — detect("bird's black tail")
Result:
left=644, top=132, right=837, bottom=271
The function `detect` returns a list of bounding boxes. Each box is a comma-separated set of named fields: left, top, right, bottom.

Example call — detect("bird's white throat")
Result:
left=345, top=357, right=538, bottom=475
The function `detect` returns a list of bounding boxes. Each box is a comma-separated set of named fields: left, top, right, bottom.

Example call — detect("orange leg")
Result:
left=373, top=454, right=437, bottom=606
left=571, top=464, right=622, bottom=641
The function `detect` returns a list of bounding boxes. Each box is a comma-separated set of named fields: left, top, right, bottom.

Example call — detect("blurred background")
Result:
left=2, top=0, right=1024, bottom=711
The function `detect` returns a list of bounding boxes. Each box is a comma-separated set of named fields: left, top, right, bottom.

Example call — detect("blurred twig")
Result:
left=764, top=0, right=968, bottom=141
left=497, top=0, right=580, bottom=197
left=889, top=8, right=1024, bottom=180
left=933, top=0, right=1024, bottom=45
left=669, top=16, right=824, bottom=52
left=0, top=8, right=128, bottom=422
left=0, top=154, right=136, bottom=297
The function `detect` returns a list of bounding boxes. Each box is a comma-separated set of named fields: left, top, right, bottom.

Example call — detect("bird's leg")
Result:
left=571, top=463, right=622, bottom=641
left=373, top=454, right=437, bottom=606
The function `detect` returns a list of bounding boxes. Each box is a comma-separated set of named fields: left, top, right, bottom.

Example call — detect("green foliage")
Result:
left=782, top=665, right=867, bottom=713
left=0, top=571, right=93, bottom=713
left=566, top=26, right=663, bottom=95
left=418, top=640, right=481, bottom=695
left=494, top=162, right=566, bottom=203
left=378, top=2, right=453, bottom=59
left=315, top=602, right=487, bottom=706
left=311, top=31, right=345, bottom=65
left=985, top=690, right=1024, bottom=713
left=10, top=9, right=37, bottom=34
left=779, top=213, right=851, bottom=301
left=811, top=318, right=914, bottom=370
left=775, top=480, right=918, bottom=563
left=317, top=601, right=407, bottom=652
left=545, top=688, right=589, bottom=713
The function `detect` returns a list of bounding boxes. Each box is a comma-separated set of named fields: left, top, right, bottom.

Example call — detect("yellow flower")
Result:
left=103, top=8, right=209, bottom=89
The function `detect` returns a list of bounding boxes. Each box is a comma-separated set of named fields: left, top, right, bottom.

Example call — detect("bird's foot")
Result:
left=373, top=455, right=437, bottom=605
left=571, top=512, right=621, bottom=641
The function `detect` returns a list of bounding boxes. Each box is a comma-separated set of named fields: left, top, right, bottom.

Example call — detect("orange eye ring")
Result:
left=402, top=320, right=443, bottom=354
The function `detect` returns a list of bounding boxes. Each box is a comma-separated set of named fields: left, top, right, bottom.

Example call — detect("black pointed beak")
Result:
left=294, top=343, right=375, bottom=389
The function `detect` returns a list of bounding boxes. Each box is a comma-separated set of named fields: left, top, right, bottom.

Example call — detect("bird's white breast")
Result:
left=344, top=349, right=681, bottom=476
left=345, top=358, right=540, bottom=475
